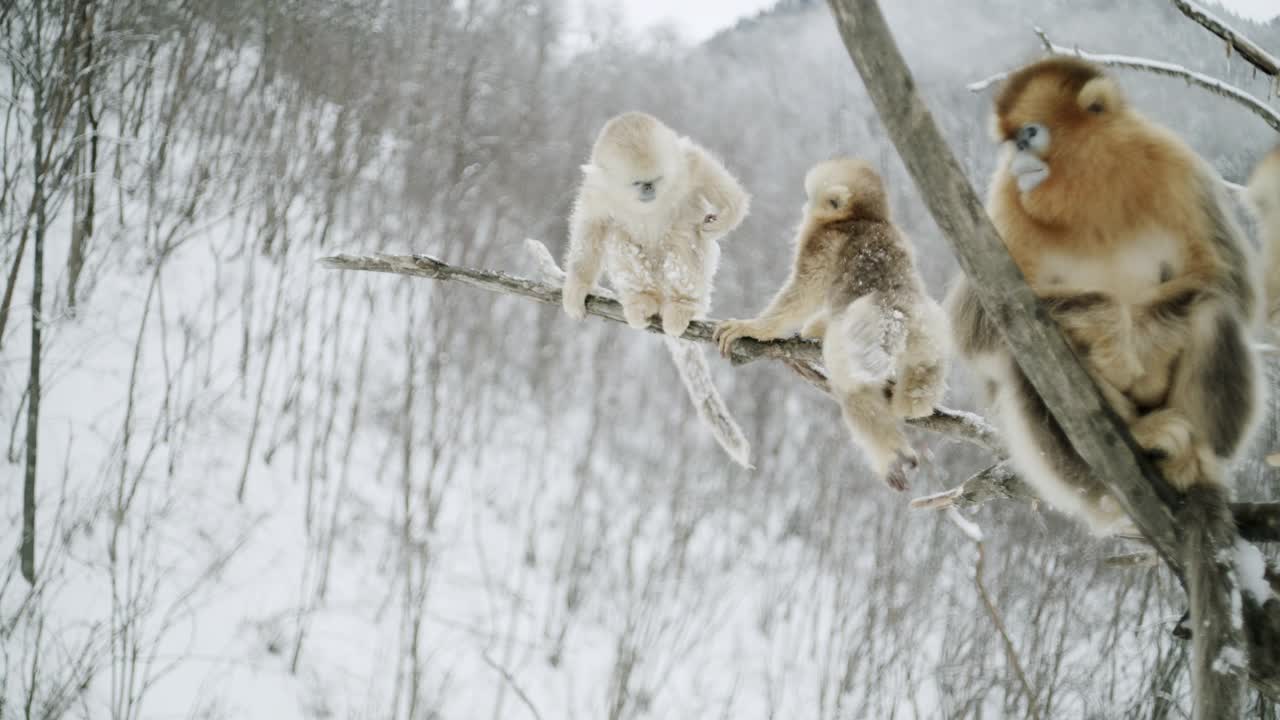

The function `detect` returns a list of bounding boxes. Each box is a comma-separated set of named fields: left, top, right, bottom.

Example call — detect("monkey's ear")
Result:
left=1077, top=77, right=1123, bottom=115
left=820, top=185, right=853, bottom=211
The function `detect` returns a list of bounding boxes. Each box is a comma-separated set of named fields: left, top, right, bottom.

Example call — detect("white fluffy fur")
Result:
left=559, top=113, right=752, bottom=467
left=562, top=112, right=749, bottom=338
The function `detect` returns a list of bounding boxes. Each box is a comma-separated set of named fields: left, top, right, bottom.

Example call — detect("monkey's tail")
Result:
left=663, top=335, right=753, bottom=469
left=524, top=238, right=752, bottom=468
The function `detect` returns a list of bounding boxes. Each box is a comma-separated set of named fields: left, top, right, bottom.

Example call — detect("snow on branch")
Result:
left=968, top=27, right=1280, bottom=134
left=318, top=251, right=1004, bottom=453
left=1172, top=0, right=1280, bottom=80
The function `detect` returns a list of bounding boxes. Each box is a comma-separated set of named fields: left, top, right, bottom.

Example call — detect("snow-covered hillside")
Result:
left=2, top=0, right=1278, bottom=717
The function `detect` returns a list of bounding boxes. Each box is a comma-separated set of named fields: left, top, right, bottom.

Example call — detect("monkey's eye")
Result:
left=828, top=198, right=839, bottom=209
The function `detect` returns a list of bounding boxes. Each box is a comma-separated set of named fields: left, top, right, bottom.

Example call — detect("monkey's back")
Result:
left=824, top=219, right=920, bottom=311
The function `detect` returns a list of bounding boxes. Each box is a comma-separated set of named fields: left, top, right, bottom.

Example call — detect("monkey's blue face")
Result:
left=1009, top=122, right=1051, bottom=192
left=1014, top=123, right=1050, bottom=154
left=631, top=177, right=661, bottom=203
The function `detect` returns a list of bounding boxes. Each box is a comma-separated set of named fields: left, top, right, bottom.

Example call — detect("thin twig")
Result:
left=945, top=510, right=1042, bottom=720
left=910, top=462, right=1026, bottom=510
left=479, top=651, right=545, bottom=720
left=1106, top=552, right=1160, bottom=568
left=915, top=460, right=1280, bottom=544
left=1171, top=0, right=1279, bottom=78
left=968, top=27, right=1280, bottom=134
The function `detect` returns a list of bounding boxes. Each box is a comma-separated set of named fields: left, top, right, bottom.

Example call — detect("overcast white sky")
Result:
left=612, top=0, right=1278, bottom=42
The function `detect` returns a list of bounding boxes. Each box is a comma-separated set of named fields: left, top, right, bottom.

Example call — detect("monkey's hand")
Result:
left=714, top=318, right=775, bottom=358
left=699, top=197, right=730, bottom=238
left=1130, top=408, right=1216, bottom=490
left=619, top=291, right=661, bottom=330
left=561, top=279, right=589, bottom=321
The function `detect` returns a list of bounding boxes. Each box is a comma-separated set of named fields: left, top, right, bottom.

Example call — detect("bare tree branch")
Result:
left=318, top=252, right=1005, bottom=453
left=944, top=511, right=1042, bottom=720
left=968, top=27, right=1280, bottom=134
left=480, top=651, right=545, bottom=720
left=1171, top=0, right=1280, bottom=79
left=320, top=251, right=1280, bottom=546
left=1105, top=552, right=1160, bottom=568
left=911, top=462, right=1028, bottom=511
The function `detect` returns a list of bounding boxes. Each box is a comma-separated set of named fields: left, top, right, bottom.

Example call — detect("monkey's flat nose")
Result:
left=1015, top=125, right=1039, bottom=151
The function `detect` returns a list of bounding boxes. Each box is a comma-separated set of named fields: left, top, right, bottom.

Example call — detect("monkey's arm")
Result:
left=714, top=233, right=832, bottom=356
left=1147, top=180, right=1263, bottom=470
left=562, top=204, right=610, bottom=320
left=691, top=148, right=750, bottom=239
left=1145, top=174, right=1263, bottom=323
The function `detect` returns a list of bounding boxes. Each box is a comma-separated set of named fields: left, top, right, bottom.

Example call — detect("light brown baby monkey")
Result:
left=715, top=158, right=950, bottom=490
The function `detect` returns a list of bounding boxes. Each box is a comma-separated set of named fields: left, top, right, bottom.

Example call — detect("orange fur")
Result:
left=988, top=59, right=1235, bottom=409
left=990, top=59, right=1218, bottom=291
left=948, top=58, right=1264, bottom=532
left=717, top=159, right=950, bottom=490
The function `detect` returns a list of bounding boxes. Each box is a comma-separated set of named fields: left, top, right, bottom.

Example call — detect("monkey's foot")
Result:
left=882, top=449, right=918, bottom=492
left=621, top=293, right=661, bottom=330
left=1131, top=409, right=1211, bottom=489
left=714, top=319, right=769, bottom=357
left=661, top=302, right=697, bottom=337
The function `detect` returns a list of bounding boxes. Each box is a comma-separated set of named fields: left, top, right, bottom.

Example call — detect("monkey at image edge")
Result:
left=948, top=56, right=1273, bottom=535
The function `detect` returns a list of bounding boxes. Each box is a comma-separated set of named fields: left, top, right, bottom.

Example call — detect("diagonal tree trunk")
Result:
left=823, top=0, right=1252, bottom=712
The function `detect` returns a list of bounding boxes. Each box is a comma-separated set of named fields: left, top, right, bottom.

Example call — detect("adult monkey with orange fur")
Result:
left=947, top=57, right=1265, bottom=533
left=717, top=158, right=950, bottom=491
